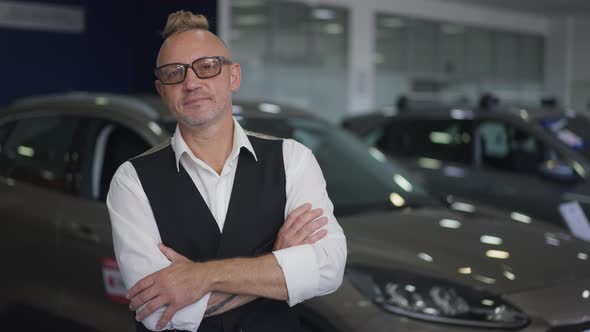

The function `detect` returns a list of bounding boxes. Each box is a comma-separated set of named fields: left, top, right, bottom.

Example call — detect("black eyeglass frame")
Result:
left=154, top=55, right=233, bottom=85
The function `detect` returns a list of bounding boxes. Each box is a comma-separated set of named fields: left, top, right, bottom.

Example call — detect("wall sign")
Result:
left=0, top=1, right=84, bottom=33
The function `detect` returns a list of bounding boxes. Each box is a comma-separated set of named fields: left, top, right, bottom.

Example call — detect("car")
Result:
left=1, top=92, right=589, bottom=332
left=343, top=105, right=590, bottom=242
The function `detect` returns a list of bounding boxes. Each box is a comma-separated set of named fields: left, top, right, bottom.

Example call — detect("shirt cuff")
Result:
left=170, top=292, right=211, bottom=331
left=273, top=244, right=319, bottom=306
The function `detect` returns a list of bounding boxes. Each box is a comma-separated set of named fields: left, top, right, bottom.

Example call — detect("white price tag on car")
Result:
left=559, top=201, right=590, bottom=242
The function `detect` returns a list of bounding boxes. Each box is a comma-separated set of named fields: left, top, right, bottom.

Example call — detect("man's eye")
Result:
left=199, top=64, right=213, bottom=71
left=165, top=69, right=182, bottom=79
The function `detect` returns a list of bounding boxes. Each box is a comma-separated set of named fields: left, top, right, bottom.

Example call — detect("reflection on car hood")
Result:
left=341, top=208, right=590, bottom=295
left=562, top=186, right=590, bottom=204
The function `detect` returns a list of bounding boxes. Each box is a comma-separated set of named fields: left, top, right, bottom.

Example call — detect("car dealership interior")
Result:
left=1, top=0, right=590, bottom=331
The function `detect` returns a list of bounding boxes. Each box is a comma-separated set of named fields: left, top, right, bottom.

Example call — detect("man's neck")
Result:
left=179, top=114, right=234, bottom=175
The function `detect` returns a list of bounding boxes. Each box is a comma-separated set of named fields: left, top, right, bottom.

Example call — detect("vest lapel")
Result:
left=217, top=147, right=260, bottom=258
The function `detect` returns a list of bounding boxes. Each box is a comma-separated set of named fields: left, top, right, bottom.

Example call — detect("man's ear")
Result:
left=230, top=63, right=242, bottom=92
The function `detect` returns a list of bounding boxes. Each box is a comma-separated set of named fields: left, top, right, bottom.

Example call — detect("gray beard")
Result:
left=176, top=107, right=225, bottom=128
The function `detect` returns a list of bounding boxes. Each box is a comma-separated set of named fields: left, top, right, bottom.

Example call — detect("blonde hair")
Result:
left=161, top=10, right=210, bottom=39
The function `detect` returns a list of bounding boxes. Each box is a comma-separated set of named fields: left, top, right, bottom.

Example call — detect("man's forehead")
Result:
left=157, top=30, right=230, bottom=65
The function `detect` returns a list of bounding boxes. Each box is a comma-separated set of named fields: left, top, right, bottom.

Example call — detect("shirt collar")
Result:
left=171, top=117, right=258, bottom=172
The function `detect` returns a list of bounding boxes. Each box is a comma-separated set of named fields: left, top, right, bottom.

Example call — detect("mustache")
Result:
left=182, top=94, right=214, bottom=104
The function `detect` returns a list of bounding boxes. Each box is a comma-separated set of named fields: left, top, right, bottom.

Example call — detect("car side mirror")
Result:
left=538, top=160, right=579, bottom=183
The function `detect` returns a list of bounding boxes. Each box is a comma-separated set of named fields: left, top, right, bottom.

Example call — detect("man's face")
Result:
left=155, top=30, right=241, bottom=128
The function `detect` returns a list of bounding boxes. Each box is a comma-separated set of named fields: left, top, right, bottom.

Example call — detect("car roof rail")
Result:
left=392, top=93, right=459, bottom=113
left=12, top=91, right=160, bottom=120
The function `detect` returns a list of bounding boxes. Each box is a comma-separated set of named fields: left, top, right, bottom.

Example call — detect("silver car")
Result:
left=1, top=93, right=589, bottom=331
left=343, top=106, right=590, bottom=240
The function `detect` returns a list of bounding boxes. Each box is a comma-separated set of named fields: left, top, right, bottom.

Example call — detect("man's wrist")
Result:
left=203, top=260, right=223, bottom=292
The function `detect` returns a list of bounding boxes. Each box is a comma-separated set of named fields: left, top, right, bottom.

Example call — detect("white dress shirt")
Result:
left=107, top=118, right=347, bottom=331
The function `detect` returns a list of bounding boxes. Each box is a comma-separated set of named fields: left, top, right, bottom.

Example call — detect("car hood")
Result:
left=341, top=208, right=590, bottom=295
left=562, top=184, right=590, bottom=203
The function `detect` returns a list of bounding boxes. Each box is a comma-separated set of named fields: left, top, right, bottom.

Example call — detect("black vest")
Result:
left=131, top=136, right=301, bottom=332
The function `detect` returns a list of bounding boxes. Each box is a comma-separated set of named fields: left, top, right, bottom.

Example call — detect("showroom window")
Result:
left=374, top=13, right=545, bottom=109
left=2, top=116, right=80, bottom=194
left=230, top=0, right=349, bottom=123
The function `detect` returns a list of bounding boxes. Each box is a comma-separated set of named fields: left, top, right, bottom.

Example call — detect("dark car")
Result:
left=1, top=93, right=590, bottom=332
left=343, top=106, right=590, bottom=241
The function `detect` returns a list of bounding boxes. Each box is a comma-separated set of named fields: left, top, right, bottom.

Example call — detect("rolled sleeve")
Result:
left=107, top=161, right=209, bottom=331
left=273, top=244, right=319, bottom=306
left=279, top=139, right=347, bottom=305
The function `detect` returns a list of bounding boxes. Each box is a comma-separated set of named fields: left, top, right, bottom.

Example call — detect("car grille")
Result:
left=547, top=321, right=590, bottom=332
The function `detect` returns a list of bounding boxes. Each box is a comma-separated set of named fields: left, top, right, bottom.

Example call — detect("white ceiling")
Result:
left=439, top=0, right=590, bottom=15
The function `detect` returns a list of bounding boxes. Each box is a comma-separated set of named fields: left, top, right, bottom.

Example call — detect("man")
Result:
left=107, top=10, right=346, bottom=332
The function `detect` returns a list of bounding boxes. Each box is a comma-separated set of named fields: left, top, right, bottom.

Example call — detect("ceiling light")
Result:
left=503, top=271, right=516, bottom=280
left=418, top=157, right=442, bottom=170
left=393, top=174, right=413, bottom=192
left=510, top=212, right=532, bottom=224
left=418, top=252, right=433, bottom=262
left=480, top=235, right=503, bottom=246
left=390, top=193, right=406, bottom=207
left=439, top=219, right=461, bottom=229
left=486, top=250, right=510, bottom=260
left=369, top=147, right=386, bottom=162
left=259, top=103, right=280, bottom=113
left=451, top=202, right=475, bottom=213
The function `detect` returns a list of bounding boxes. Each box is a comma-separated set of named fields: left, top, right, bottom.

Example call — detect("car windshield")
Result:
left=161, top=115, right=434, bottom=216
left=539, top=114, right=590, bottom=160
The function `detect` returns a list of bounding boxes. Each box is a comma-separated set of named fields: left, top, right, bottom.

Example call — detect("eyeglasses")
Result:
left=154, top=56, right=233, bottom=85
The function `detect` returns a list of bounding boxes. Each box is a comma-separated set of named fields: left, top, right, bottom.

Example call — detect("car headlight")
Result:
left=347, top=265, right=529, bottom=329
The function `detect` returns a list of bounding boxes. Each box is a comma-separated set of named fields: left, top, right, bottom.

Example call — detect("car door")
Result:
left=375, top=117, right=483, bottom=201
left=472, top=118, right=579, bottom=228
left=55, top=116, right=153, bottom=332
left=0, top=114, right=81, bottom=315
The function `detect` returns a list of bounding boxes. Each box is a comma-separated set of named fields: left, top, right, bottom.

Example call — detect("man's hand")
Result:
left=127, top=244, right=209, bottom=330
left=127, top=203, right=328, bottom=328
left=274, top=203, right=328, bottom=250
left=202, top=203, right=329, bottom=318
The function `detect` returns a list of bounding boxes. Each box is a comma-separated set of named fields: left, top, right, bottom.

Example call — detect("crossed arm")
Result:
left=127, top=204, right=328, bottom=330
left=109, top=142, right=346, bottom=331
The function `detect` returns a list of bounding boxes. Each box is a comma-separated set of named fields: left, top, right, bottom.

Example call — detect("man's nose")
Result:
left=183, top=67, right=204, bottom=90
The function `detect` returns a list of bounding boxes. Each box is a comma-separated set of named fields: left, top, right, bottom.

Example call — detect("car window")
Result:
left=3, top=116, right=80, bottom=194
left=479, top=121, right=563, bottom=174
left=377, top=119, right=474, bottom=164
left=0, top=121, right=14, bottom=145
left=0, top=121, right=17, bottom=176
left=90, top=122, right=151, bottom=202
left=238, top=116, right=434, bottom=216
left=0, top=120, right=15, bottom=150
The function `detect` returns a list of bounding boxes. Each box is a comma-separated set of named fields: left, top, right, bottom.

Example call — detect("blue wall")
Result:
left=0, top=0, right=217, bottom=105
